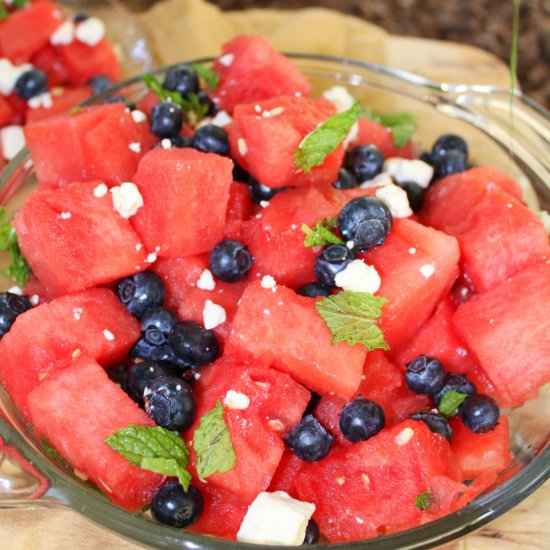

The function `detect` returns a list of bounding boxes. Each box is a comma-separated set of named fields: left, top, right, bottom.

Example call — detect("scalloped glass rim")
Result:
left=0, top=53, right=549, bottom=549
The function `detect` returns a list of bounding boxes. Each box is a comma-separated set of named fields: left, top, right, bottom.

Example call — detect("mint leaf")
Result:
left=105, top=425, right=191, bottom=490
left=0, top=208, right=30, bottom=286
left=360, top=108, right=417, bottom=148
left=315, top=290, right=389, bottom=351
left=193, top=400, right=236, bottom=479
left=190, top=63, right=219, bottom=91
left=302, top=216, right=343, bottom=247
left=13, top=0, right=28, bottom=8
left=295, top=101, right=361, bottom=173
left=438, top=390, right=469, bottom=418
left=0, top=4, right=8, bottom=19
left=415, top=489, right=432, bottom=511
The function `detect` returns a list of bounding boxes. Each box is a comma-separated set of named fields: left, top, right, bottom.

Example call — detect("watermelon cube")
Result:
left=185, top=359, right=310, bottom=503
left=131, top=148, right=233, bottom=258
left=268, top=448, right=305, bottom=499
left=28, top=356, right=162, bottom=511
left=453, top=261, right=550, bottom=406
left=31, top=44, right=70, bottom=88
left=228, top=95, right=343, bottom=188
left=213, top=35, right=311, bottom=113
left=0, top=288, right=139, bottom=419
left=0, top=96, right=15, bottom=127
left=225, top=281, right=365, bottom=399
left=24, top=103, right=154, bottom=189
left=25, top=87, right=91, bottom=125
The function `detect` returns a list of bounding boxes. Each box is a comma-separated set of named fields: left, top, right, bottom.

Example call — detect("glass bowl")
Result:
left=0, top=54, right=548, bottom=550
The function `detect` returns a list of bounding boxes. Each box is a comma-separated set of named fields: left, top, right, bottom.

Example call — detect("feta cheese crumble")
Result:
left=110, top=182, right=143, bottom=218
left=322, top=85, right=355, bottom=113
left=161, top=138, right=172, bottom=149
left=334, top=259, right=381, bottom=294
left=103, top=329, right=115, bottom=341
left=237, top=491, right=315, bottom=546
left=359, top=172, right=393, bottom=189
left=93, top=183, right=108, bottom=198
left=28, top=92, right=53, bottom=110
left=218, top=53, right=235, bottom=67
left=129, top=142, right=141, bottom=153
left=223, top=390, right=250, bottom=410
left=259, top=200, right=269, bottom=208
left=60, top=212, right=72, bottom=220
left=146, top=252, right=157, bottom=264
left=420, top=264, right=435, bottom=279
left=210, top=110, right=232, bottom=127
left=50, top=20, right=75, bottom=46
left=260, top=275, right=276, bottom=289
left=7, top=286, right=22, bottom=295
left=196, top=269, right=216, bottom=291
left=375, top=184, right=413, bottom=218
left=74, top=17, right=106, bottom=47
left=237, top=138, right=248, bottom=156
left=0, top=59, right=32, bottom=96
left=203, top=300, right=226, bottom=330
left=0, top=125, right=25, bottom=161
left=384, top=158, right=434, bottom=189
left=131, top=109, right=147, bottom=123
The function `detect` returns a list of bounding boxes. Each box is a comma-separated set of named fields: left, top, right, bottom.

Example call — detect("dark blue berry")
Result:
left=397, top=180, right=425, bottom=212
left=106, top=364, right=129, bottom=388
left=191, top=124, right=229, bottom=156
left=248, top=176, right=290, bottom=204
left=197, top=90, right=218, bottom=116
left=314, top=244, right=356, bottom=287
left=117, top=271, right=165, bottom=319
left=420, top=151, right=433, bottom=165
left=163, top=64, right=199, bottom=97
left=88, top=75, right=114, bottom=95
left=432, top=134, right=468, bottom=159
left=104, top=95, right=136, bottom=110
left=152, top=482, right=203, bottom=528
left=125, top=361, right=181, bottom=407
left=303, top=391, right=322, bottom=417
left=433, top=373, right=477, bottom=407
left=150, top=101, right=184, bottom=139
left=141, top=307, right=179, bottom=346
left=303, top=519, right=320, bottom=544
left=296, top=282, right=332, bottom=298
left=461, top=394, right=500, bottom=434
left=405, top=355, right=446, bottom=395
left=144, top=375, right=196, bottom=432
left=73, top=13, right=89, bottom=22
left=0, top=292, right=32, bottom=337
left=433, top=149, right=468, bottom=180
left=339, top=397, right=385, bottom=443
left=209, top=239, right=253, bottom=282
left=131, top=338, right=191, bottom=369
left=345, top=145, right=384, bottom=183
left=331, top=167, right=357, bottom=189
left=169, top=321, right=220, bottom=366
left=286, top=414, right=333, bottom=462
left=14, top=69, right=48, bottom=100
left=409, top=411, right=453, bottom=441
left=232, top=163, right=250, bottom=183
left=337, top=196, right=392, bottom=251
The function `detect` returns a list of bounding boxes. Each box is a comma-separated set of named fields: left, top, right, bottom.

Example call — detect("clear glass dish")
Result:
left=0, top=54, right=548, bottom=549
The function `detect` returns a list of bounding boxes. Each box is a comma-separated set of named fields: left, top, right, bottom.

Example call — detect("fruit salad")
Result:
left=0, top=34, right=549, bottom=545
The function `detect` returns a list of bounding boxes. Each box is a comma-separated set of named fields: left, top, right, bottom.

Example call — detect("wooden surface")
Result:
left=2, top=0, right=548, bottom=548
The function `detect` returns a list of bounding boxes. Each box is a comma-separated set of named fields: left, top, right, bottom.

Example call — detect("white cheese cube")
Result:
left=0, top=125, right=25, bottom=161
left=334, top=259, right=381, bottom=294
left=375, top=184, right=413, bottom=218
left=203, top=299, right=226, bottom=330
left=384, top=158, right=433, bottom=189
left=110, top=182, right=143, bottom=218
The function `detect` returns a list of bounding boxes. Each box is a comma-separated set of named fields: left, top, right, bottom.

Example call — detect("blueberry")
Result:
left=191, top=124, right=229, bottom=156
left=248, top=176, right=290, bottom=204
left=337, top=196, right=393, bottom=251
left=405, top=355, right=446, bottom=396
left=104, top=95, right=136, bottom=110
left=152, top=482, right=203, bottom=528
left=106, top=364, right=129, bottom=388
left=141, top=307, right=179, bottom=346
left=286, top=414, right=333, bottom=462
left=339, top=397, right=385, bottom=443
left=73, top=13, right=89, bottom=22
left=303, top=391, right=322, bottom=417
left=88, top=75, right=114, bottom=95
left=461, top=394, right=500, bottom=434
left=345, top=145, right=384, bottom=183
left=197, top=90, right=218, bottom=116
left=169, top=321, right=220, bottom=366
left=117, top=271, right=165, bottom=319
left=150, top=101, right=184, bottom=139
left=144, top=375, right=196, bottom=432
left=209, top=239, right=253, bottom=282
left=397, top=180, right=425, bottom=212
left=125, top=361, right=181, bottom=407
left=433, top=373, right=477, bottom=407
left=420, top=151, right=433, bottom=165
left=232, top=163, right=250, bottom=183
left=14, top=69, right=48, bottom=100
left=163, top=64, right=199, bottom=97
left=303, top=519, right=320, bottom=544
left=409, top=411, right=453, bottom=441
left=332, top=167, right=357, bottom=189
left=0, top=292, right=32, bottom=337
left=433, top=149, right=468, bottom=180
left=314, top=244, right=356, bottom=287
left=296, top=282, right=332, bottom=298
left=432, top=134, right=468, bottom=159
left=131, top=337, right=191, bottom=369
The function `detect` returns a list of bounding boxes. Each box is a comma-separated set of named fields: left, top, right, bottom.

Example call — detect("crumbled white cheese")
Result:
left=27, top=92, right=53, bottom=110
left=74, top=17, right=106, bottom=47
left=50, top=20, right=75, bottom=46
left=334, top=259, right=381, bottom=294
left=223, top=390, right=250, bottom=410
left=93, top=183, right=108, bottom=198
left=128, top=142, right=141, bottom=153
left=203, top=299, right=226, bottom=330
left=259, top=200, right=269, bottom=208
left=408, top=247, right=416, bottom=255
left=395, top=427, right=414, bottom=445
left=263, top=309, right=270, bottom=315
left=110, top=182, right=143, bottom=218
left=210, top=110, right=232, bottom=127
left=359, top=172, right=393, bottom=189
left=419, top=264, right=435, bottom=279
left=384, top=158, right=434, bottom=189
left=0, top=125, right=25, bottom=161
left=60, top=212, right=72, bottom=220
left=196, top=269, right=216, bottom=291
left=103, top=329, right=115, bottom=341
left=260, top=275, right=276, bottom=289
left=135, top=243, right=142, bottom=251
left=131, top=109, right=147, bottom=123
left=0, top=59, right=32, bottom=96
left=346, top=240, right=355, bottom=250
left=161, top=138, right=172, bottom=150
left=237, top=138, right=248, bottom=156
left=237, top=491, right=315, bottom=546
left=30, top=294, right=40, bottom=306
left=218, top=53, right=235, bottom=67
left=146, top=252, right=157, bottom=264
left=322, top=85, right=355, bottom=113
left=262, top=106, right=285, bottom=117
left=73, top=307, right=83, bottom=320
left=7, top=286, right=22, bottom=295
left=375, top=184, right=413, bottom=218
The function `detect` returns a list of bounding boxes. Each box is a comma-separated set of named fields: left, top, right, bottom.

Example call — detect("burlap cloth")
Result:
left=2, top=0, right=547, bottom=548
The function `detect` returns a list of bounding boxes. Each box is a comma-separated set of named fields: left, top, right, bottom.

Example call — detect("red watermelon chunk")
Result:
left=0, top=288, right=139, bottom=419
left=362, top=218, right=460, bottom=355
left=13, top=180, right=148, bottom=296
left=268, top=448, right=305, bottom=499
left=25, top=86, right=91, bottom=125
left=185, top=359, right=310, bottom=503
left=453, top=261, right=550, bottom=406
left=450, top=416, right=512, bottom=481
left=28, top=356, right=162, bottom=511
left=0, top=96, right=15, bottom=127
left=0, top=2, right=62, bottom=63
left=212, top=35, right=311, bottom=113
left=25, top=103, right=154, bottom=188
left=131, top=148, right=233, bottom=258
left=225, top=281, right=365, bottom=399
left=31, top=44, right=70, bottom=88
left=239, top=188, right=338, bottom=288
left=295, top=420, right=463, bottom=541
left=228, top=95, right=343, bottom=189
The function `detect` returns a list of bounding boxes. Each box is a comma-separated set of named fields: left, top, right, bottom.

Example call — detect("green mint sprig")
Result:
left=0, top=4, right=8, bottom=19
left=302, top=217, right=344, bottom=247
left=360, top=107, right=417, bottom=148
left=315, top=290, right=389, bottom=351
left=415, top=489, right=432, bottom=511
left=190, top=63, right=219, bottom=91
left=438, top=390, right=469, bottom=418
left=0, top=208, right=31, bottom=287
